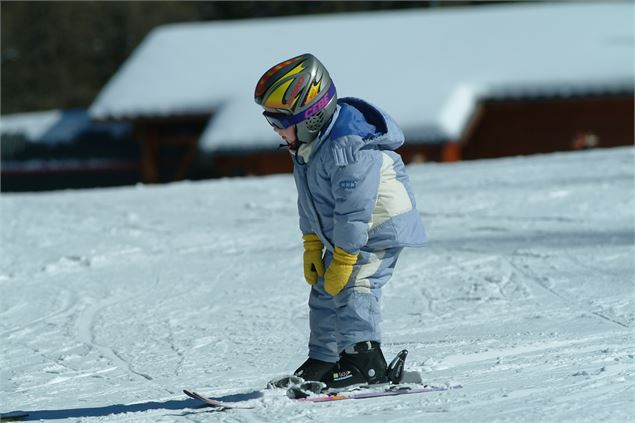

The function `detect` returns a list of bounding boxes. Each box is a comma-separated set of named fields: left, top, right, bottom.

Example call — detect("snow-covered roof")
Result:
left=1, top=109, right=130, bottom=145
left=1, top=110, right=66, bottom=143
left=89, top=2, right=633, bottom=152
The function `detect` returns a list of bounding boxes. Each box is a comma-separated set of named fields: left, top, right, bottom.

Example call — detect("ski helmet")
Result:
left=254, top=53, right=337, bottom=143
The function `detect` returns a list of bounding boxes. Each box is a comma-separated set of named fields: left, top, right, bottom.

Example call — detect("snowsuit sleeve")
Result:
left=297, top=196, right=312, bottom=235
left=330, top=150, right=382, bottom=254
left=293, top=165, right=313, bottom=236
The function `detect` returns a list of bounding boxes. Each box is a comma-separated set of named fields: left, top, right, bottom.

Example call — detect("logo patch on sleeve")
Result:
left=339, top=180, right=357, bottom=191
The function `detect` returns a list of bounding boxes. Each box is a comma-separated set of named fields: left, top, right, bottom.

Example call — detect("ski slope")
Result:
left=1, top=147, right=633, bottom=422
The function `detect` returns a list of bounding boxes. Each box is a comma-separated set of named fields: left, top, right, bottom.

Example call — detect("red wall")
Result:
left=461, top=95, right=634, bottom=160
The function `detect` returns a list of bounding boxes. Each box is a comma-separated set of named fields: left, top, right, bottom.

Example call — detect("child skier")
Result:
left=254, top=53, right=427, bottom=388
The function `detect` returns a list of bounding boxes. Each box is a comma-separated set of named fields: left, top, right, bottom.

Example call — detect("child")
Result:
left=254, top=53, right=427, bottom=388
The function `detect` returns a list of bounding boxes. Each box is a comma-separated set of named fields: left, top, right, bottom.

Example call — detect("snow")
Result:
left=0, top=109, right=131, bottom=145
left=88, top=2, right=633, bottom=152
left=1, top=147, right=634, bottom=422
left=0, top=110, right=64, bottom=143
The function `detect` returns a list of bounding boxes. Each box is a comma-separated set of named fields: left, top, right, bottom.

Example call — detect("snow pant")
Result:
left=307, top=247, right=403, bottom=363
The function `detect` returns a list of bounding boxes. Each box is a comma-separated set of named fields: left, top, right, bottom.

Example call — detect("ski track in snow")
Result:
left=1, top=147, right=633, bottom=422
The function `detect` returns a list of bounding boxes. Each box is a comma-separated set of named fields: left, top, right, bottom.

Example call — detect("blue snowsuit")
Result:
left=292, top=98, right=427, bottom=363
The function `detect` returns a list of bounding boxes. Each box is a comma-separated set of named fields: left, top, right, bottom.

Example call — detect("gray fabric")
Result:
left=308, top=247, right=402, bottom=362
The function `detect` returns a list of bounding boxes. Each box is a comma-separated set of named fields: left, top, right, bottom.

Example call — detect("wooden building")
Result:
left=458, top=92, right=634, bottom=161
left=132, top=115, right=212, bottom=183
left=89, top=2, right=633, bottom=182
left=207, top=90, right=634, bottom=177
left=0, top=109, right=137, bottom=191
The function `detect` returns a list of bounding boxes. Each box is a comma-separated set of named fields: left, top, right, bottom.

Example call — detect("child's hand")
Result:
left=303, top=234, right=325, bottom=285
left=324, top=247, right=358, bottom=296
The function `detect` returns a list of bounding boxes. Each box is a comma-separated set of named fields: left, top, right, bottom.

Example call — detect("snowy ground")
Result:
left=1, top=147, right=633, bottom=422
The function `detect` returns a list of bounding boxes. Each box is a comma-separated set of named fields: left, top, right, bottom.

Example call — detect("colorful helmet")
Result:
left=254, top=53, right=337, bottom=143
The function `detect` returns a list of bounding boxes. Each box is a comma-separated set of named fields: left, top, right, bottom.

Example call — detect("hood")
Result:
left=328, top=97, right=405, bottom=151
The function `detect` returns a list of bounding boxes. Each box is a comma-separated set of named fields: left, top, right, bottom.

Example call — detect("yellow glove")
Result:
left=324, top=247, right=359, bottom=296
left=303, top=234, right=325, bottom=285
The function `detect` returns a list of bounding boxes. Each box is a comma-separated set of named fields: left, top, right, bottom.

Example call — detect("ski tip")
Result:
left=183, top=389, right=256, bottom=410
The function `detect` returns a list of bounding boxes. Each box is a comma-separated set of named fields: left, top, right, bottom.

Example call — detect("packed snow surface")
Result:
left=1, top=147, right=633, bottom=422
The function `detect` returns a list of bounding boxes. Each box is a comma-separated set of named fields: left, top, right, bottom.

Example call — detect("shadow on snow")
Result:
left=2, top=390, right=263, bottom=420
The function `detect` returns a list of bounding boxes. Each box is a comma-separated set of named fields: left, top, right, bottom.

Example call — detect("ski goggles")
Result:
left=262, top=83, right=336, bottom=130
left=262, top=110, right=302, bottom=130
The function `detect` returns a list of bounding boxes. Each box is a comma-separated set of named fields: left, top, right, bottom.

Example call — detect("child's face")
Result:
left=273, top=125, right=297, bottom=145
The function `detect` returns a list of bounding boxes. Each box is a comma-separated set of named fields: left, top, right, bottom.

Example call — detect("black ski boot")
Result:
left=293, top=357, right=338, bottom=382
left=323, top=341, right=388, bottom=389
left=286, top=347, right=413, bottom=398
left=269, top=358, right=337, bottom=391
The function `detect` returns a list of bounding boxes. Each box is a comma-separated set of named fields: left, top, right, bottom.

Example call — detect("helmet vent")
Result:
left=306, top=110, right=325, bottom=131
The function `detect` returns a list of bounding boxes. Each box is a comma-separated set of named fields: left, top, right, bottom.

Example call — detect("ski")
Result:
left=183, top=389, right=254, bottom=409
left=296, top=383, right=463, bottom=403
left=186, top=350, right=460, bottom=409
left=185, top=382, right=461, bottom=410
